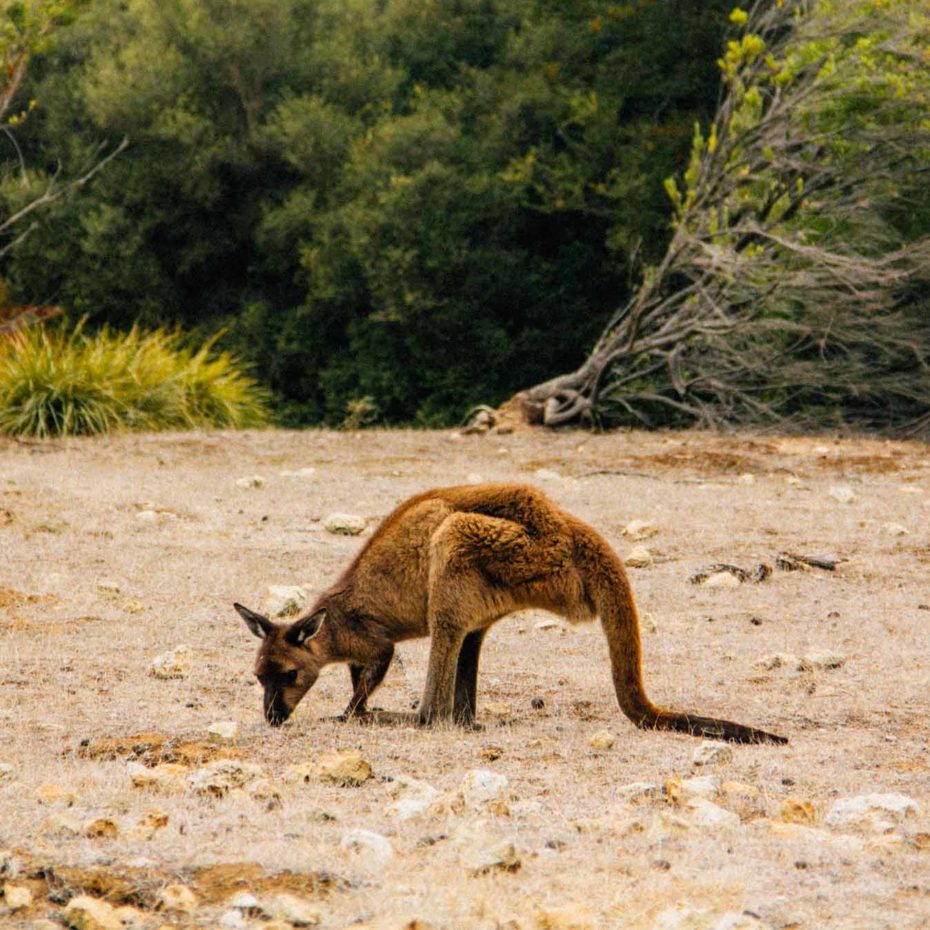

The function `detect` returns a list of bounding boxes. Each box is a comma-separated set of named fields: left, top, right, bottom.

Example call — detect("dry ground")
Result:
left=0, top=427, right=928, bottom=930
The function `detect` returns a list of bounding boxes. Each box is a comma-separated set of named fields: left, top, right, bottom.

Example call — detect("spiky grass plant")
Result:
left=0, top=321, right=269, bottom=437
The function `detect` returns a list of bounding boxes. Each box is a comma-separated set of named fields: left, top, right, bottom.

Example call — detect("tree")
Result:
left=498, top=0, right=930, bottom=434
left=0, top=0, right=124, bottom=333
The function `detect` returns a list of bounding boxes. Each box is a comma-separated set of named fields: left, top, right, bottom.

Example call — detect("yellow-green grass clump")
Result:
left=0, top=321, right=269, bottom=437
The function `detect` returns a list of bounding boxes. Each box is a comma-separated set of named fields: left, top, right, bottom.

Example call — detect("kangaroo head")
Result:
left=234, top=602, right=327, bottom=726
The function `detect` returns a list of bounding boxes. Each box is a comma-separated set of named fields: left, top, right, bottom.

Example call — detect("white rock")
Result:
left=737, top=473, right=756, bottom=485
left=533, top=468, right=562, bottom=482
left=3, top=883, right=32, bottom=910
left=235, top=476, right=265, bottom=489
left=207, top=720, right=239, bottom=743
left=157, top=884, right=198, bottom=912
left=701, top=571, right=741, bottom=589
left=0, top=763, right=12, bottom=782
left=322, top=513, right=367, bottom=536
left=263, top=585, right=310, bottom=618
left=228, top=892, right=262, bottom=911
left=62, top=895, right=123, bottom=930
left=135, top=510, right=160, bottom=524
left=622, top=519, right=659, bottom=541
left=465, top=473, right=484, bottom=484
left=615, top=782, right=660, bottom=803
left=384, top=775, right=439, bottom=821
left=589, top=729, right=615, bottom=751
left=640, top=612, right=658, bottom=633
left=825, top=793, right=920, bottom=832
left=149, top=645, right=194, bottom=680
left=828, top=485, right=855, bottom=504
left=127, top=762, right=188, bottom=791
left=796, top=652, right=846, bottom=671
left=692, top=741, right=733, bottom=766
left=219, top=909, right=246, bottom=929
left=676, top=776, right=722, bottom=800
left=625, top=546, right=653, bottom=568
left=187, top=760, right=264, bottom=796
left=462, top=769, right=509, bottom=809
left=454, top=822, right=520, bottom=874
left=881, top=522, right=909, bottom=536
left=279, top=467, right=317, bottom=478
left=267, top=893, right=321, bottom=926
left=340, top=829, right=394, bottom=869
left=535, top=618, right=560, bottom=630
left=684, top=798, right=741, bottom=830
left=753, top=653, right=798, bottom=671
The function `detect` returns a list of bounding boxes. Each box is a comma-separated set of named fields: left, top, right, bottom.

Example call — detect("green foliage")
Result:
left=0, top=320, right=269, bottom=436
left=0, top=0, right=736, bottom=425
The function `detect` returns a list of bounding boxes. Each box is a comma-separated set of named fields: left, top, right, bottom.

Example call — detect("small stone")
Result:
left=615, top=782, right=660, bottom=803
left=692, top=741, right=733, bottom=767
left=235, top=476, right=265, bottom=489
left=881, top=522, right=909, bottom=536
left=384, top=775, right=439, bottom=821
left=62, top=895, right=123, bottom=930
left=455, top=824, right=520, bottom=874
left=263, top=585, right=310, bottom=618
left=2, top=883, right=32, bottom=910
left=462, top=769, right=509, bottom=811
left=465, top=473, right=484, bottom=484
left=589, top=729, right=615, bottom=751
left=535, top=619, right=560, bottom=631
left=753, top=653, right=797, bottom=671
left=36, top=783, right=76, bottom=806
left=720, top=781, right=763, bottom=817
left=158, top=884, right=198, bottom=912
left=149, top=645, right=194, bottom=680
left=317, top=749, right=372, bottom=786
left=780, top=799, right=817, bottom=824
left=684, top=798, right=741, bottom=829
left=622, top=519, right=659, bottom=541
left=534, top=468, right=562, bottom=482
left=279, top=467, right=316, bottom=478
left=207, top=720, right=239, bottom=743
left=796, top=652, right=846, bottom=671
left=112, top=906, right=145, bottom=928
left=825, top=793, right=919, bottom=832
left=701, top=571, right=741, bottom=589
left=737, top=473, right=756, bottom=485
left=83, top=818, right=118, bottom=840
left=828, top=485, right=855, bottom=504
left=323, top=513, right=367, bottom=535
left=340, top=829, right=394, bottom=869
left=41, top=813, right=82, bottom=836
left=220, top=910, right=247, bottom=929
left=0, top=764, right=12, bottom=782
left=667, top=776, right=721, bottom=804
left=187, top=759, right=264, bottom=796
left=284, top=762, right=317, bottom=785
left=267, top=893, right=321, bottom=927
left=625, top=546, right=653, bottom=568
left=128, top=762, right=189, bottom=791
left=135, top=510, right=160, bottom=523
left=640, top=612, right=658, bottom=633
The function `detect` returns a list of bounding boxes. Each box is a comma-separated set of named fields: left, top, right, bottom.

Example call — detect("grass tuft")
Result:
left=0, top=321, right=269, bottom=437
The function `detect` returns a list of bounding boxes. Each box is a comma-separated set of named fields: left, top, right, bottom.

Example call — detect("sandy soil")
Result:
left=0, top=427, right=928, bottom=930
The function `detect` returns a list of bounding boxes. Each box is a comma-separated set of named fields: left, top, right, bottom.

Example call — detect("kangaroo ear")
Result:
left=287, top=608, right=326, bottom=646
left=234, top=603, right=276, bottom=640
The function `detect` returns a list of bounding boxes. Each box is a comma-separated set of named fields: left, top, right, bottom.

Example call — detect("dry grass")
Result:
left=0, top=428, right=928, bottom=929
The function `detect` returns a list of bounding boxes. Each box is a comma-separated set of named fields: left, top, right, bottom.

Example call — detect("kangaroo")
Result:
left=235, top=483, right=786, bottom=744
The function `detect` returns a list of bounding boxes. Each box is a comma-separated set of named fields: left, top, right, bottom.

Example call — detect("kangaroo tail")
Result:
left=573, top=521, right=787, bottom=746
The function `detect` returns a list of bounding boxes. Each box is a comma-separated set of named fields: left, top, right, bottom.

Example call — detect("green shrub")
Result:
left=0, top=321, right=269, bottom=437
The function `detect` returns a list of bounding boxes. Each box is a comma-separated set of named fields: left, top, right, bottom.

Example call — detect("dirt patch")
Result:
left=75, top=733, right=241, bottom=767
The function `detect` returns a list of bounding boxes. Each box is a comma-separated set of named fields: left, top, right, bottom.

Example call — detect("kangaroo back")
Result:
left=571, top=520, right=786, bottom=745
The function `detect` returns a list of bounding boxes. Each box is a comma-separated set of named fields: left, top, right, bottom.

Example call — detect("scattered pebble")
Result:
left=667, top=775, right=721, bottom=803
left=2, top=883, right=32, bottom=910
left=187, top=760, right=265, bottom=796
left=263, top=585, right=311, bottom=618
left=207, top=720, right=239, bottom=743
left=623, top=519, right=659, bottom=541
left=534, top=468, right=563, bottom=482
left=692, top=741, right=733, bottom=767
left=683, top=798, right=741, bottom=829
left=62, top=895, right=123, bottom=930
left=780, top=798, right=817, bottom=824
left=589, top=729, right=615, bottom=751
left=127, top=762, right=189, bottom=792
left=149, top=644, right=194, bottom=680
left=322, top=513, right=367, bottom=536
left=825, top=793, right=920, bottom=832
left=235, top=476, right=265, bottom=489
left=462, top=769, right=509, bottom=812
left=384, top=775, right=439, bottom=821
left=340, top=829, right=394, bottom=869
left=454, top=823, right=521, bottom=874
left=278, top=467, right=317, bottom=478
left=83, top=817, right=118, bottom=840
left=828, top=485, right=855, bottom=504
left=615, top=782, right=660, bottom=803
left=796, top=652, right=846, bottom=671
left=41, top=813, right=82, bottom=836
left=317, top=749, right=373, bottom=786
left=625, top=546, right=653, bottom=568
left=267, top=893, right=321, bottom=927
left=36, top=783, right=76, bottom=806
left=881, top=522, right=909, bottom=537
left=701, top=571, right=742, bottom=589
left=158, top=884, right=198, bottom=912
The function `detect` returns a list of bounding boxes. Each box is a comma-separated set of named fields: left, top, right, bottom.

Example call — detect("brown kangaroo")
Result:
left=235, top=483, right=786, bottom=744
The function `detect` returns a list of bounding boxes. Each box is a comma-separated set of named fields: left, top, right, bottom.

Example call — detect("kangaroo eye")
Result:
left=282, top=670, right=298, bottom=686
